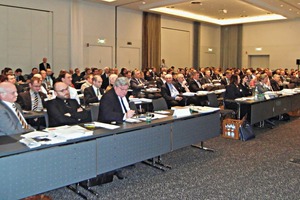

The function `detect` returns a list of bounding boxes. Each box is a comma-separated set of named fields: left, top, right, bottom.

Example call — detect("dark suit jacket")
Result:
left=224, top=84, right=243, bottom=110
left=84, top=86, right=104, bottom=105
left=160, top=82, right=185, bottom=108
left=0, top=101, right=34, bottom=135
left=98, top=88, right=126, bottom=123
left=239, top=83, right=252, bottom=97
left=224, top=84, right=243, bottom=100
left=17, top=91, right=47, bottom=111
left=101, top=73, right=110, bottom=89
left=130, top=78, right=145, bottom=96
left=270, top=79, right=281, bottom=91
left=156, top=78, right=165, bottom=88
left=189, top=79, right=203, bottom=92
left=200, top=76, right=213, bottom=85
left=221, top=78, right=230, bottom=86
left=39, top=62, right=51, bottom=71
left=45, top=98, right=91, bottom=127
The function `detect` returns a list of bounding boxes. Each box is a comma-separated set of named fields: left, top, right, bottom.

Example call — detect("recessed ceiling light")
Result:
left=191, top=1, right=202, bottom=5
left=142, top=2, right=146, bottom=5
left=280, top=5, right=283, bottom=7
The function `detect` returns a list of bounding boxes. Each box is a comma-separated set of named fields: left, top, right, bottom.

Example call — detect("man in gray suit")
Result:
left=0, top=82, right=34, bottom=136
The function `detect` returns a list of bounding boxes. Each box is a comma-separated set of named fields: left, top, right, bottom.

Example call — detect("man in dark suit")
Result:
left=84, top=75, right=104, bottom=105
left=221, top=70, right=232, bottom=86
left=45, top=82, right=91, bottom=127
left=0, top=82, right=34, bottom=135
left=98, top=77, right=135, bottom=180
left=17, top=77, right=47, bottom=111
left=98, top=77, right=135, bottom=123
left=189, top=71, right=205, bottom=92
left=39, top=57, right=51, bottom=71
left=270, top=74, right=282, bottom=91
left=161, top=74, right=185, bottom=108
left=130, top=70, right=146, bottom=97
left=101, top=67, right=110, bottom=90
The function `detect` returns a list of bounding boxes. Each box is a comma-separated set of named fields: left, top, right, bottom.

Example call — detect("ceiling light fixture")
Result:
left=102, top=0, right=116, bottom=2
left=151, top=7, right=286, bottom=25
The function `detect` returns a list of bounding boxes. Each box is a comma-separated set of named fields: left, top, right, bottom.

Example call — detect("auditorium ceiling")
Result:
left=87, top=0, right=300, bottom=25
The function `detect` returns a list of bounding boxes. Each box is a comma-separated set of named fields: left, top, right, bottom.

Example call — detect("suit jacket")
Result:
left=17, top=91, right=47, bottom=111
left=270, top=79, right=281, bottom=91
left=130, top=78, right=145, bottom=96
left=39, top=62, right=51, bottom=71
left=224, top=84, right=243, bottom=111
left=101, top=73, right=109, bottom=89
left=200, top=76, right=213, bottom=85
left=224, top=83, right=243, bottom=100
left=256, top=82, right=271, bottom=94
left=156, top=78, right=165, bottom=88
left=84, top=86, right=104, bottom=105
left=98, top=88, right=127, bottom=123
left=45, top=98, right=91, bottom=127
left=221, top=78, right=230, bottom=86
left=0, top=101, right=34, bottom=136
left=189, top=79, right=203, bottom=92
left=239, top=83, right=252, bottom=97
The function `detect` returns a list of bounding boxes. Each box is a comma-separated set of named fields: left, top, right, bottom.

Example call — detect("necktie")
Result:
left=120, top=97, right=127, bottom=113
left=12, top=103, right=29, bottom=129
left=97, top=88, right=100, bottom=96
left=32, top=92, right=39, bottom=111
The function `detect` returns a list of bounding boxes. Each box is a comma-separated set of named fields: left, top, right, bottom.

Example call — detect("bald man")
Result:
left=0, top=82, right=34, bottom=135
left=45, top=82, right=91, bottom=127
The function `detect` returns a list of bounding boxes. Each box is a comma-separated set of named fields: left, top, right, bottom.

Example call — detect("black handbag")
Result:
left=239, top=115, right=255, bottom=141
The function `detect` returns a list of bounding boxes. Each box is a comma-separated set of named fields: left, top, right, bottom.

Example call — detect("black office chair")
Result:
left=152, top=97, right=168, bottom=111
left=207, top=93, right=235, bottom=119
left=129, top=101, right=138, bottom=113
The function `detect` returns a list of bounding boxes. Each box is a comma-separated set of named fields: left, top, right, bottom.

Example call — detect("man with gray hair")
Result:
left=98, top=77, right=135, bottom=123
left=0, top=82, right=34, bottom=135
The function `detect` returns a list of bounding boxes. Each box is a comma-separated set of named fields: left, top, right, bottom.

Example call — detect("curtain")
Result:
left=142, top=12, right=161, bottom=71
left=220, top=24, right=242, bottom=70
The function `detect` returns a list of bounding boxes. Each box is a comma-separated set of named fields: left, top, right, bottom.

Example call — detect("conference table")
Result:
left=234, top=91, right=300, bottom=125
left=0, top=109, right=220, bottom=199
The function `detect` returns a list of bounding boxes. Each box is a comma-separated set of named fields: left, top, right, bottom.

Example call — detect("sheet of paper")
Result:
left=93, top=122, right=120, bottom=130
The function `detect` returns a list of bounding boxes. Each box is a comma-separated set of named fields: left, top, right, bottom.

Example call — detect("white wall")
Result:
left=0, top=0, right=70, bottom=74
left=161, top=16, right=193, bottom=69
left=242, top=18, right=300, bottom=70
left=200, top=23, right=221, bottom=69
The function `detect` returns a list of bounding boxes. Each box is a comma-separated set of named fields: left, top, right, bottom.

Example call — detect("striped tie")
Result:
left=33, top=92, right=38, bottom=111
left=12, top=103, right=29, bottom=129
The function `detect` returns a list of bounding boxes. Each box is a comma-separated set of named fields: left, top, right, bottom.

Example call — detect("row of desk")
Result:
left=236, top=92, right=300, bottom=124
left=0, top=110, right=220, bottom=199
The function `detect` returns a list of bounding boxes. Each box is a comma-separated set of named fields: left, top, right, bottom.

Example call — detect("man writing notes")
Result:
left=0, top=82, right=34, bottom=135
left=98, top=77, right=135, bottom=123
left=45, top=82, right=91, bottom=127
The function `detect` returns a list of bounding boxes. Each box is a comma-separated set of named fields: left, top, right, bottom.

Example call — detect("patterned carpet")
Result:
left=46, top=116, right=300, bottom=200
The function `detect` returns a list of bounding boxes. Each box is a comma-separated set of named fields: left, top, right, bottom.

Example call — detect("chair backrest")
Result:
left=90, top=104, right=99, bottom=121
left=129, top=101, right=138, bottom=113
left=207, top=93, right=219, bottom=108
left=152, top=97, right=168, bottom=111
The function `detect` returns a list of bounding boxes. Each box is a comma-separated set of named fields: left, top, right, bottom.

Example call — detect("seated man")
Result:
left=130, top=70, right=146, bottom=97
left=84, top=75, right=104, bottom=105
left=270, top=74, right=282, bottom=91
left=58, top=71, right=80, bottom=104
left=161, top=74, right=185, bottom=108
left=81, top=74, right=93, bottom=93
left=46, top=82, right=91, bottom=127
left=98, top=77, right=135, bottom=123
left=0, top=82, right=34, bottom=135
